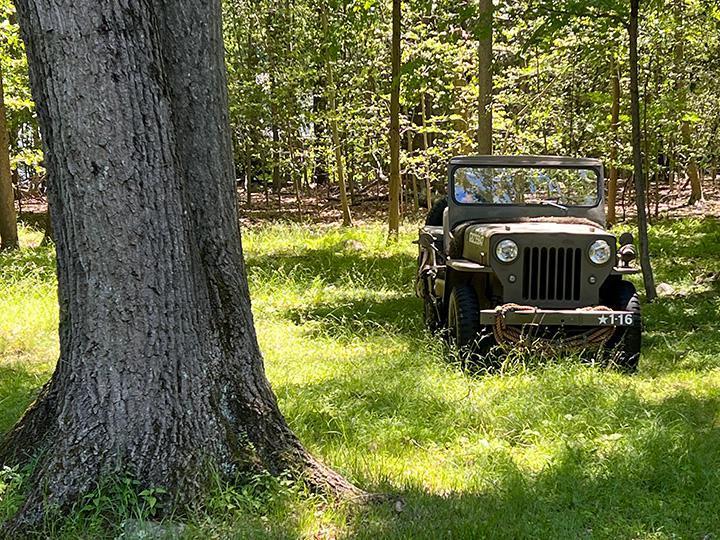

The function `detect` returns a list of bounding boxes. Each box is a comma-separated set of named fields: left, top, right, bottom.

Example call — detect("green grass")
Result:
left=1, top=217, right=719, bottom=539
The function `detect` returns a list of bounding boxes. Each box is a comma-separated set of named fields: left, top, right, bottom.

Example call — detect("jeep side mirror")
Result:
left=619, top=232, right=634, bottom=246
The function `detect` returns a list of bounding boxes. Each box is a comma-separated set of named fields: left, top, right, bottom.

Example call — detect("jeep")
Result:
left=416, top=156, right=641, bottom=370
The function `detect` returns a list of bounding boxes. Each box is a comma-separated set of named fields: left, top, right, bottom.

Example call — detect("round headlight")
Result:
left=589, top=239, right=612, bottom=265
left=495, top=239, right=519, bottom=263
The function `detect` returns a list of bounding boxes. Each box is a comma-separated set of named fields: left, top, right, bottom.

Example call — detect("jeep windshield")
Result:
left=452, top=166, right=599, bottom=207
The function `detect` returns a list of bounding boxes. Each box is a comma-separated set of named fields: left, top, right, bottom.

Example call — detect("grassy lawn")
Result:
left=1, top=217, right=719, bottom=538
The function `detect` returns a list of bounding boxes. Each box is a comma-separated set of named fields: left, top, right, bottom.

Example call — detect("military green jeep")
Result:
left=416, top=156, right=642, bottom=370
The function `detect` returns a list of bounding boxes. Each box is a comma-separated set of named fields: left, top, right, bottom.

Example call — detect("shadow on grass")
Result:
left=643, top=284, right=720, bottom=373
left=246, top=248, right=417, bottom=292
left=288, top=295, right=423, bottom=338
left=0, top=243, right=56, bottom=285
left=650, top=216, right=720, bottom=260
left=341, top=391, right=720, bottom=539
left=0, top=363, right=46, bottom=436
left=276, top=338, right=720, bottom=455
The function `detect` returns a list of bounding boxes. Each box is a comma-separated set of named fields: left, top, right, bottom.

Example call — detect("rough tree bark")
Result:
left=629, top=0, right=657, bottom=301
left=388, top=0, right=401, bottom=239
left=607, top=57, right=620, bottom=226
left=1, top=0, right=363, bottom=532
left=0, top=63, right=19, bottom=251
left=476, top=0, right=493, bottom=155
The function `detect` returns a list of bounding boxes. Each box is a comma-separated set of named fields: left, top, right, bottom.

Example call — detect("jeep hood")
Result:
left=460, top=222, right=614, bottom=265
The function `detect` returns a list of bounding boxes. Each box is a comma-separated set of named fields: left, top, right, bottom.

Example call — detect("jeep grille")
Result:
left=521, top=247, right=581, bottom=302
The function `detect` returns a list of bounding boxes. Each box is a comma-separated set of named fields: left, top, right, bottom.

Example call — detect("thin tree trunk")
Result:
left=388, top=0, right=401, bottom=239
left=642, top=54, right=652, bottom=222
left=653, top=67, right=662, bottom=220
left=0, top=63, right=19, bottom=251
left=476, top=0, right=493, bottom=155
left=673, top=1, right=703, bottom=205
left=3, top=0, right=363, bottom=532
left=420, top=95, right=432, bottom=210
left=245, top=139, right=252, bottom=206
left=347, top=143, right=356, bottom=206
left=245, top=29, right=255, bottom=208
left=286, top=127, right=303, bottom=218
left=312, top=6, right=329, bottom=191
left=607, top=57, right=620, bottom=226
left=313, top=91, right=329, bottom=187
left=629, top=0, right=657, bottom=301
left=269, top=67, right=281, bottom=202
left=569, top=61, right=576, bottom=155
left=684, top=122, right=703, bottom=204
left=322, top=9, right=352, bottom=227
left=535, top=47, right=548, bottom=153
left=452, top=79, right=472, bottom=155
left=408, top=129, right=418, bottom=210
left=271, top=112, right=281, bottom=201
left=41, top=206, right=54, bottom=245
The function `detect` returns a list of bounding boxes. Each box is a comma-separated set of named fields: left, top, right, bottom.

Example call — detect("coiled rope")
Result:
left=492, top=303, right=616, bottom=352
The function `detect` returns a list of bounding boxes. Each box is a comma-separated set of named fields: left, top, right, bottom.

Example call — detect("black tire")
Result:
left=446, top=285, right=498, bottom=367
left=425, top=197, right=448, bottom=226
left=423, top=292, right=442, bottom=333
left=447, top=285, right=480, bottom=354
left=447, top=284, right=497, bottom=369
left=602, top=281, right=642, bottom=371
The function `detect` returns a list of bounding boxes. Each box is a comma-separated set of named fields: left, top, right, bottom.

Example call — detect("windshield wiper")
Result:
left=540, top=200, right=569, bottom=213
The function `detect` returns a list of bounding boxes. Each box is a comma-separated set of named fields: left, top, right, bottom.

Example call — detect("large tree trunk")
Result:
left=2, top=0, right=362, bottom=532
left=629, top=0, right=657, bottom=302
left=476, top=0, right=493, bottom=155
left=388, top=0, right=401, bottom=239
left=607, top=57, right=621, bottom=226
left=0, top=63, right=19, bottom=251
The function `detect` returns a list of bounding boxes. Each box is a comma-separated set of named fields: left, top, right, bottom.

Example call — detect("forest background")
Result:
left=2, top=0, right=719, bottom=231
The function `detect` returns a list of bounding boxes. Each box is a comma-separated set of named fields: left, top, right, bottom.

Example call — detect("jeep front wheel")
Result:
left=423, top=292, right=442, bottom=333
left=602, top=281, right=642, bottom=371
left=447, top=285, right=480, bottom=361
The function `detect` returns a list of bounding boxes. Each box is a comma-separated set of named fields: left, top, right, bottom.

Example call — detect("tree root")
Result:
left=0, top=381, right=56, bottom=468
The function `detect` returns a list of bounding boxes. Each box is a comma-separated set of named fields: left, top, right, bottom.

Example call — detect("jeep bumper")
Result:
left=479, top=309, right=639, bottom=327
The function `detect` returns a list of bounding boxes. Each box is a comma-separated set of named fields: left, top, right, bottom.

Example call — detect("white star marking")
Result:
left=598, top=315, right=609, bottom=325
